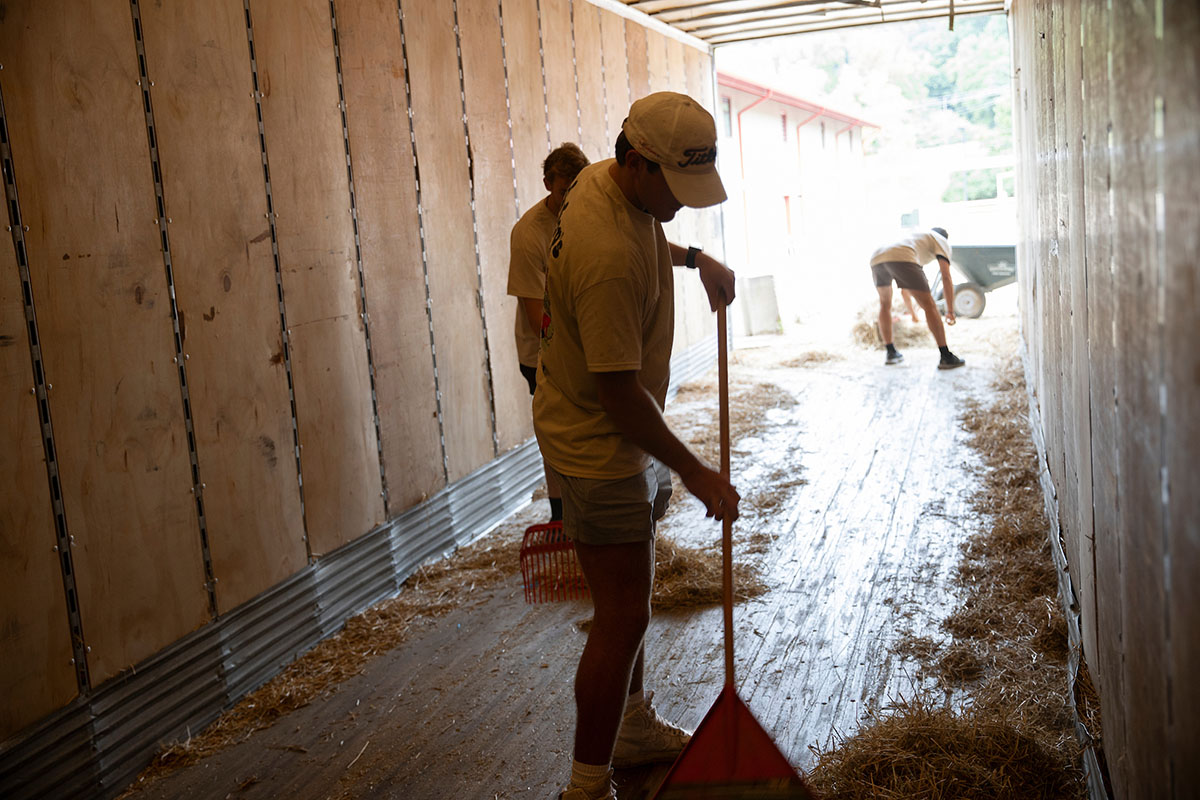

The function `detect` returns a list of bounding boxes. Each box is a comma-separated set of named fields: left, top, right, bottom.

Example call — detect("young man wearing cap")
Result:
left=870, top=226, right=966, bottom=369
left=507, top=142, right=590, bottom=522
left=533, top=92, right=740, bottom=800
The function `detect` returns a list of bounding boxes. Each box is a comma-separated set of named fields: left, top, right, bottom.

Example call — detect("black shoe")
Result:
left=885, top=350, right=904, bottom=365
left=938, top=352, right=965, bottom=370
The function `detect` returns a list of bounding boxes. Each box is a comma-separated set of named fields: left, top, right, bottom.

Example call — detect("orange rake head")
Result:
left=652, top=685, right=815, bottom=799
left=519, top=522, right=590, bottom=604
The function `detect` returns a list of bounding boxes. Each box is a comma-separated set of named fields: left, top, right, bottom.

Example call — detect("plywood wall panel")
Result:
left=645, top=28, right=669, bottom=93
left=336, top=0, right=445, bottom=510
left=138, top=0, right=306, bottom=613
left=459, top=0, right=530, bottom=454
left=505, top=0, right=550, bottom=217
left=667, top=38, right=686, bottom=93
left=0, top=0, right=208, bottom=684
left=685, top=45, right=707, bottom=106
left=541, top=0, right=579, bottom=150
left=1163, top=6, right=1200, bottom=791
left=624, top=20, right=650, bottom=103
left=403, top=0, right=496, bottom=482
left=573, top=2, right=610, bottom=164
left=1036, top=0, right=1064, bottom=523
left=1049, top=0, right=1076, bottom=574
left=0, top=207, right=77, bottom=739
left=1059, top=0, right=1095, bottom=674
left=598, top=8, right=629, bottom=149
left=1079, top=0, right=1123, bottom=765
left=252, top=0, right=384, bottom=555
left=694, top=49, right=715, bottom=111
left=642, top=30, right=678, bottom=240
left=1110, top=2, right=1169, bottom=794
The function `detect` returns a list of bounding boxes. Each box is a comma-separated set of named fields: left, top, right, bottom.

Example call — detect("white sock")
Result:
left=569, top=760, right=610, bottom=791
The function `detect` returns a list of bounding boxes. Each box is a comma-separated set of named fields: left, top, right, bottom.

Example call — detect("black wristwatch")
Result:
left=685, top=245, right=702, bottom=269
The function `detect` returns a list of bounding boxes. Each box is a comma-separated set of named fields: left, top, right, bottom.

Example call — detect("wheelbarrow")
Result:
left=931, top=244, right=1017, bottom=319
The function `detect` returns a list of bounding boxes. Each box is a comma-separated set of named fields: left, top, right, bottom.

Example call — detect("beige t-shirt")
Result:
left=870, top=230, right=952, bottom=267
left=506, top=198, right=558, bottom=368
left=533, top=160, right=675, bottom=480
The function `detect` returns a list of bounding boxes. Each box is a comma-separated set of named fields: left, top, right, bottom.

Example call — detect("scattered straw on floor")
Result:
left=122, top=520, right=530, bottom=794
left=810, top=697, right=1079, bottom=800
left=780, top=350, right=840, bottom=367
left=652, top=533, right=767, bottom=610
left=808, top=352, right=1086, bottom=798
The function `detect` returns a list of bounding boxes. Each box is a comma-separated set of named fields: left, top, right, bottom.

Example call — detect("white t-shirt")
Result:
left=870, top=231, right=952, bottom=267
left=506, top=198, right=558, bottom=368
left=533, top=160, right=674, bottom=480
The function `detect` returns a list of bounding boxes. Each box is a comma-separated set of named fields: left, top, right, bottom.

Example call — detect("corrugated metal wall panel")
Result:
left=90, top=627, right=225, bottom=795
left=0, top=702, right=96, bottom=800
left=219, top=569, right=324, bottom=703
left=315, top=522, right=403, bottom=638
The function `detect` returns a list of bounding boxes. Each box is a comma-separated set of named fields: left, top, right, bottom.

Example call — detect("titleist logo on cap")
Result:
left=678, top=147, right=717, bottom=168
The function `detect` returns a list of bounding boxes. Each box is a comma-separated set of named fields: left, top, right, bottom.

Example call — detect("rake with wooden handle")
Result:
left=652, top=301, right=815, bottom=799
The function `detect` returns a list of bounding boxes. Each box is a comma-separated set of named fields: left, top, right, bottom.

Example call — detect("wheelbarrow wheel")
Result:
left=952, top=282, right=986, bottom=319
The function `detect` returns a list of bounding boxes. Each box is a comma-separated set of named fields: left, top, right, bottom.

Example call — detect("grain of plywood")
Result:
left=573, top=1, right=610, bottom=164
left=684, top=43, right=709, bottom=108
left=688, top=49, right=722, bottom=254
left=1060, top=0, right=1095, bottom=673
left=641, top=29, right=679, bottom=240
left=0, top=0, right=209, bottom=685
left=625, top=19, right=650, bottom=102
left=459, top=0, right=531, bottom=454
left=666, top=37, right=686, bottom=94
left=403, top=0, right=496, bottom=482
left=252, top=0, right=384, bottom=555
left=598, top=8, right=629, bottom=149
left=1111, top=1, right=1170, bottom=794
left=138, top=0, right=307, bottom=613
left=541, top=0, right=579, bottom=150
left=504, top=0, right=550, bottom=217
left=1037, top=0, right=1065, bottom=522
left=336, top=0, right=444, bottom=510
left=1050, top=0, right=1076, bottom=578
left=1163, top=4, right=1200, bottom=793
left=0, top=185, right=77, bottom=740
left=1080, top=0, right=1122, bottom=757
left=645, top=27, right=669, bottom=93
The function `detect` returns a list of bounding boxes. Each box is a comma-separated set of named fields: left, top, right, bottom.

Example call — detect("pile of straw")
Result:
left=851, top=305, right=929, bottom=349
left=812, top=697, right=1079, bottom=800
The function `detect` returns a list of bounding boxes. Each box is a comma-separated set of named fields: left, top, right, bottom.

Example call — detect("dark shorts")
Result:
left=548, top=460, right=673, bottom=546
left=871, top=261, right=930, bottom=292
left=519, top=363, right=538, bottom=395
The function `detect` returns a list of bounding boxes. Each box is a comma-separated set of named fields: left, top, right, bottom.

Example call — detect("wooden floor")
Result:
left=129, top=313, right=1015, bottom=800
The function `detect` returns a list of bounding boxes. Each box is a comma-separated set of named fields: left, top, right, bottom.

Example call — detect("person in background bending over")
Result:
left=533, top=92, right=740, bottom=800
left=869, top=226, right=966, bottom=369
left=507, top=142, right=590, bottom=521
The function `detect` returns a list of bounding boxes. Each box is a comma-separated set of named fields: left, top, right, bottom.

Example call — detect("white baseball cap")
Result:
left=622, top=92, right=727, bottom=208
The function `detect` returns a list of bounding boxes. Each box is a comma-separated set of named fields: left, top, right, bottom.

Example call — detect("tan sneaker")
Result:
left=558, top=777, right=616, bottom=800
left=611, top=691, right=691, bottom=768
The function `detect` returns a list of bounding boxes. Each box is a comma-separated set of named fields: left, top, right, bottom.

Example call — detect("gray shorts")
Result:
left=871, top=261, right=930, bottom=291
left=549, top=460, right=673, bottom=545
